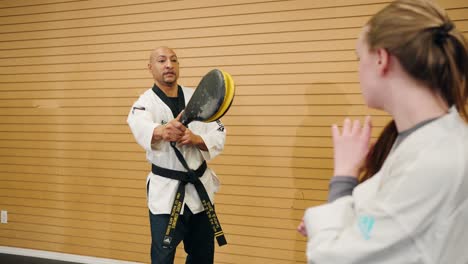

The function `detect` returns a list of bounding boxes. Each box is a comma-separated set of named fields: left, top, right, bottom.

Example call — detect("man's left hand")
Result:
left=178, top=129, right=208, bottom=151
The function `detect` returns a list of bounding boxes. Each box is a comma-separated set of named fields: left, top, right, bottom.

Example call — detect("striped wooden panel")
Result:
left=0, top=0, right=467, bottom=263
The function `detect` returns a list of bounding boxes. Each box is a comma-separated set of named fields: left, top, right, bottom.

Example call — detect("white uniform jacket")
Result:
left=304, top=107, right=468, bottom=264
left=127, top=86, right=226, bottom=215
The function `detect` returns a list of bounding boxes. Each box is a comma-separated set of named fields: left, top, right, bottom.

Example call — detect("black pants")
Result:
left=149, top=206, right=215, bottom=264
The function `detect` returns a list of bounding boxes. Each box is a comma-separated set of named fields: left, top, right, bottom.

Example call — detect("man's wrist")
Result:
left=152, top=125, right=164, bottom=143
left=195, top=135, right=208, bottom=151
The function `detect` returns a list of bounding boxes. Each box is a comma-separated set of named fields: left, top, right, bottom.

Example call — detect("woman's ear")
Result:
left=376, top=48, right=390, bottom=75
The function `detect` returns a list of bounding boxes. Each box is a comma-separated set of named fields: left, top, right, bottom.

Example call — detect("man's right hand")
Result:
left=152, top=114, right=186, bottom=143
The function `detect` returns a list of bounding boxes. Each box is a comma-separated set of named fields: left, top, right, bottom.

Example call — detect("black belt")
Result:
left=151, top=144, right=227, bottom=248
left=151, top=161, right=207, bottom=183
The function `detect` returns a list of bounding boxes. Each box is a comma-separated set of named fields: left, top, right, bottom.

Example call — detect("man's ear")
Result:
left=376, top=48, right=390, bottom=75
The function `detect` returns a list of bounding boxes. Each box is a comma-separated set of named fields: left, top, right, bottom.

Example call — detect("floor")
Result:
left=0, top=253, right=82, bottom=264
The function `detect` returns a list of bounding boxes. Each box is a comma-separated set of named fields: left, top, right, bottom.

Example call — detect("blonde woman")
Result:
left=298, top=1, right=468, bottom=263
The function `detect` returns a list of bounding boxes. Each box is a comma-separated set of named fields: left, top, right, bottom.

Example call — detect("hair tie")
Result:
left=434, top=23, right=453, bottom=45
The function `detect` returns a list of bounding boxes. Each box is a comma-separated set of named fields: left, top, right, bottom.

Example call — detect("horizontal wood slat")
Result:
left=0, top=115, right=392, bottom=127
left=0, top=123, right=385, bottom=138
left=0, top=104, right=384, bottom=117
left=0, top=163, right=333, bottom=179
left=0, top=0, right=389, bottom=25
left=0, top=61, right=360, bottom=80
left=0, top=27, right=364, bottom=56
left=2, top=202, right=313, bottom=233
left=0, top=49, right=358, bottom=67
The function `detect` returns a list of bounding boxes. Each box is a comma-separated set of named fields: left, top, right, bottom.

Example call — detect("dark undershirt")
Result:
left=152, top=84, right=185, bottom=118
left=168, top=97, right=182, bottom=116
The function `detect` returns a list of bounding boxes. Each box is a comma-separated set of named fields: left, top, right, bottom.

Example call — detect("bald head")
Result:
left=149, top=46, right=177, bottom=64
left=148, top=46, right=180, bottom=91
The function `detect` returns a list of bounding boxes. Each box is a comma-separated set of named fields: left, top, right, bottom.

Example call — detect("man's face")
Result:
left=148, top=47, right=179, bottom=87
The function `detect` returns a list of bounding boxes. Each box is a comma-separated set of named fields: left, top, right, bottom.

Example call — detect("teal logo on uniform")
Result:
left=358, top=215, right=375, bottom=240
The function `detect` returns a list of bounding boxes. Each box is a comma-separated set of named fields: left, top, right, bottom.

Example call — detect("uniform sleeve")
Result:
left=198, top=119, right=226, bottom=161
left=126, top=95, right=160, bottom=152
left=328, top=176, right=358, bottom=202
left=303, top=148, right=457, bottom=264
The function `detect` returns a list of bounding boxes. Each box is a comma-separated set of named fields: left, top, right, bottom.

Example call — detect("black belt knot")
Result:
left=186, top=170, right=198, bottom=183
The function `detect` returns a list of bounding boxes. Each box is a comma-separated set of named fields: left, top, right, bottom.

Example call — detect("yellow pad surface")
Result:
left=206, top=70, right=235, bottom=122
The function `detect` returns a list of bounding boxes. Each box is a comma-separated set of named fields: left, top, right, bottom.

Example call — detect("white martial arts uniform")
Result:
left=304, top=107, right=468, bottom=264
left=127, top=86, right=226, bottom=215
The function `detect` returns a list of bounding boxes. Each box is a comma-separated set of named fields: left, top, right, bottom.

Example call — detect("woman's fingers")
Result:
left=342, top=118, right=352, bottom=135
left=332, top=116, right=373, bottom=177
left=297, top=219, right=307, bottom=237
left=361, top=115, right=372, bottom=141
left=331, top=124, right=340, bottom=141
left=351, top=119, right=361, bottom=135
left=333, top=117, right=365, bottom=138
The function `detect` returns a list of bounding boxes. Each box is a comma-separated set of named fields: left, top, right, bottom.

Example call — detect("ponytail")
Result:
left=359, top=120, right=397, bottom=183
left=439, top=27, right=468, bottom=121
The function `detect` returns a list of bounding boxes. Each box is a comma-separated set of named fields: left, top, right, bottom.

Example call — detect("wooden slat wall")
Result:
left=0, top=0, right=467, bottom=263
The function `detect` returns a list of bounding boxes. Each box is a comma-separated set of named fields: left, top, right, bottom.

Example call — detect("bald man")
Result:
left=127, top=47, right=227, bottom=264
